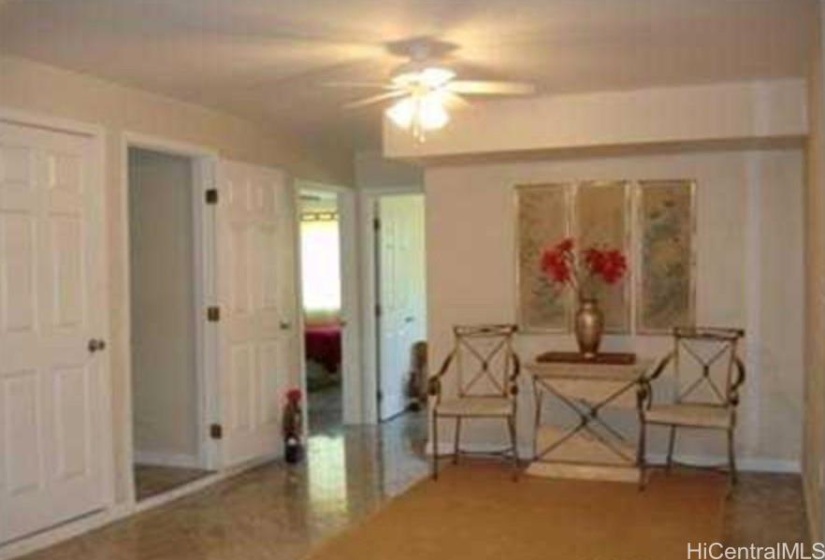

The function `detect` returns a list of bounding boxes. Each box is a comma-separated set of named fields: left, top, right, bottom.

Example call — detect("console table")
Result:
left=526, top=356, right=652, bottom=482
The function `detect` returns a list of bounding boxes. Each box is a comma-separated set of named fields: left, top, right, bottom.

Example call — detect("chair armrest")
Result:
left=728, top=357, right=746, bottom=406
left=507, top=351, right=521, bottom=396
left=427, top=350, right=455, bottom=401
left=639, top=352, right=675, bottom=410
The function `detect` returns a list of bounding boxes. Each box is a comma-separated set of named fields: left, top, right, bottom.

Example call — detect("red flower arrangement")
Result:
left=540, top=237, right=628, bottom=300
left=286, top=388, right=302, bottom=404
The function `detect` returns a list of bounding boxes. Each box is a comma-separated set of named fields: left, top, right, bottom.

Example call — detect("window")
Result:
left=300, top=216, right=341, bottom=316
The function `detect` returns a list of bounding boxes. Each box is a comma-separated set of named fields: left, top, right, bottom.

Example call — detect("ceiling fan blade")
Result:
left=323, top=81, right=397, bottom=90
left=447, top=80, right=536, bottom=95
left=443, top=92, right=471, bottom=110
left=343, top=90, right=407, bottom=109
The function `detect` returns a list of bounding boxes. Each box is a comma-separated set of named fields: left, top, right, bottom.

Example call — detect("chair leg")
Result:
left=666, top=425, right=677, bottom=474
left=453, top=417, right=462, bottom=465
left=727, top=428, right=738, bottom=487
left=637, top=422, right=647, bottom=490
left=507, top=415, right=519, bottom=481
left=432, top=411, right=439, bottom=480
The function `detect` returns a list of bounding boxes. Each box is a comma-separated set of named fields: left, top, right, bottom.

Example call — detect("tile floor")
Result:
left=133, top=465, right=213, bottom=502
left=18, top=412, right=808, bottom=560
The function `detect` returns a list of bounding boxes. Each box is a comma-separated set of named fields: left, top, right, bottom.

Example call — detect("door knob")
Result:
left=404, top=316, right=415, bottom=323
left=88, top=339, right=107, bottom=353
left=279, top=321, right=292, bottom=331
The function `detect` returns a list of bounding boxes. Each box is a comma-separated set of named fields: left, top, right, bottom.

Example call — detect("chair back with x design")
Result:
left=451, top=324, right=519, bottom=399
left=671, top=326, right=744, bottom=406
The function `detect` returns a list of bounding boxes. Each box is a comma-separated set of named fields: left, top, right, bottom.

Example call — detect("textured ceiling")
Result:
left=0, top=0, right=815, bottom=152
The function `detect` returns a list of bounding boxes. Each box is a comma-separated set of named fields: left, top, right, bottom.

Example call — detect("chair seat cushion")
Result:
left=644, top=403, right=733, bottom=429
left=435, top=396, right=513, bottom=417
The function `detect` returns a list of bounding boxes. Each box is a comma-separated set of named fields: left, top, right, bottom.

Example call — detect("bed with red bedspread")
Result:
left=304, top=325, right=341, bottom=373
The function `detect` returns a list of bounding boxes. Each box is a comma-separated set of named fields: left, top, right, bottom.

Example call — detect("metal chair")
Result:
left=638, top=326, right=745, bottom=489
left=428, top=324, right=521, bottom=480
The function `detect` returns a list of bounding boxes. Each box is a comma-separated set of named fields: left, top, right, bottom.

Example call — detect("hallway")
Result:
left=20, top=413, right=429, bottom=560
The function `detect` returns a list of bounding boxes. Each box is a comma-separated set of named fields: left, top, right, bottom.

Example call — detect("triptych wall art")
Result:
left=515, top=180, right=695, bottom=334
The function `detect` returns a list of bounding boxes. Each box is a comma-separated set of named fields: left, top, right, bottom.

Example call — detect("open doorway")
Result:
left=375, top=194, right=427, bottom=422
left=127, top=147, right=212, bottom=501
left=299, top=189, right=345, bottom=434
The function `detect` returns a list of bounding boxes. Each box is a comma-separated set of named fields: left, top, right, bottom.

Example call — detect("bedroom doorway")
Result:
left=299, top=188, right=347, bottom=434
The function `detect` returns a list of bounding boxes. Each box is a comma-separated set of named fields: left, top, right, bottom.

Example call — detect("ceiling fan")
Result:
left=328, top=39, right=537, bottom=141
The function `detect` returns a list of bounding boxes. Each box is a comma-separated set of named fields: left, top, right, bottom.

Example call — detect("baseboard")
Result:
left=645, top=453, right=800, bottom=473
left=133, top=450, right=201, bottom=469
left=427, top=441, right=800, bottom=473
left=428, top=441, right=534, bottom=459
left=0, top=453, right=280, bottom=560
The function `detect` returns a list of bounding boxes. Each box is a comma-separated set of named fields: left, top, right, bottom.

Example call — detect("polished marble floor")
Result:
left=19, top=413, right=808, bottom=559
left=307, top=384, right=342, bottom=436
left=133, top=465, right=213, bottom=502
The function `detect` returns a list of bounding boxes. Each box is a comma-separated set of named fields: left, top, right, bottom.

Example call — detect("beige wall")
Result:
left=0, top=53, right=353, bottom=502
left=804, top=0, right=825, bottom=543
left=0, top=55, right=353, bottom=184
left=425, top=148, right=804, bottom=467
left=354, top=150, right=423, bottom=191
left=128, top=149, right=199, bottom=464
left=386, top=80, right=807, bottom=159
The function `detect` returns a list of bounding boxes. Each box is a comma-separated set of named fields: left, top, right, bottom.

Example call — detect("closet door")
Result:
left=0, top=121, right=108, bottom=544
left=378, top=195, right=426, bottom=420
left=216, top=161, right=297, bottom=467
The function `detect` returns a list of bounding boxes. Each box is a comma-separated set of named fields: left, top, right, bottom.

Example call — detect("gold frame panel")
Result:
left=635, top=179, right=697, bottom=334
left=572, top=181, right=632, bottom=334
left=514, top=183, right=573, bottom=333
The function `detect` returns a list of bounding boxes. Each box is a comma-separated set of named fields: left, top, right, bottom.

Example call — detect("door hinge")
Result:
left=375, top=303, right=382, bottom=317
left=373, top=218, right=381, bottom=231
left=209, top=423, right=223, bottom=440
left=205, top=188, right=218, bottom=205
left=376, top=390, right=383, bottom=403
left=207, top=306, right=221, bottom=322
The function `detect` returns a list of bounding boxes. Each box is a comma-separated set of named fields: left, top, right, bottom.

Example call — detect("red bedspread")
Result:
left=304, top=326, right=341, bottom=373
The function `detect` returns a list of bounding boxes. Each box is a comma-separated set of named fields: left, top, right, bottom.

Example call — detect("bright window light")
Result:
left=300, top=219, right=341, bottom=313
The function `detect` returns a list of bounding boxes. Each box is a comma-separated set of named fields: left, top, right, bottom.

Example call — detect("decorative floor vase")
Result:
left=575, top=298, right=604, bottom=358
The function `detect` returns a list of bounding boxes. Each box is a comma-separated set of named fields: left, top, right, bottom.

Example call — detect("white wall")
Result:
left=0, top=53, right=351, bottom=503
left=425, top=148, right=804, bottom=468
left=128, top=149, right=199, bottom=466
left=804, top=0, right=825, bottom=542
left=354, top=150, right=423, bottom=191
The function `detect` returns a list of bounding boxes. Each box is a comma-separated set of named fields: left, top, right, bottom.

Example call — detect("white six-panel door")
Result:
left=378, top=195, right=426, bottom=421
left=0, top=121, right=108, bottom=544
left=216, top=160, right=297, bottom=467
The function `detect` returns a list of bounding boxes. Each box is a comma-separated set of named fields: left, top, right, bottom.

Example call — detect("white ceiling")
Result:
left=0, top=0, right=815, bottom=153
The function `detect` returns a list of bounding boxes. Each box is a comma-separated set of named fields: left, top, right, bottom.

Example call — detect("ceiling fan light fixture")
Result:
left=386, top=90, right=449, bottom=142
left=391, top=65, right=455, bottom=89
left=386, top=96, right=416, bottom=129
left=417, top=92, right=449, bottom=130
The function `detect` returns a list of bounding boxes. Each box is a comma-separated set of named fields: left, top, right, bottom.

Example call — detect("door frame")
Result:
left=294, top=180, right=362, bottom=426
left=0, top=107, right=114, bottom=545
left=119, top=132, right=220, bottom=504
left=358, top=187, right=424, bottom=425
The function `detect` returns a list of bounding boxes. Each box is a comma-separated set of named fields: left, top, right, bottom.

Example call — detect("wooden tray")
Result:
left=535, top=351, right=637, bottom=365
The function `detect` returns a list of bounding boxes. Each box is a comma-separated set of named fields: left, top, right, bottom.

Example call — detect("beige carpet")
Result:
left=307, top=462, right=727, bottom=560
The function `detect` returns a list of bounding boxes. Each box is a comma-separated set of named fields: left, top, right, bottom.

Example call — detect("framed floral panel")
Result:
left=574, top=181, right=631, bottom=333
left=636, top=180, right=696, bottom=333
left=515, top=183, right=571, bottom=332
